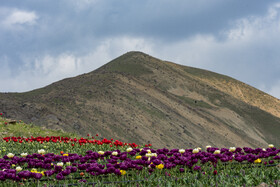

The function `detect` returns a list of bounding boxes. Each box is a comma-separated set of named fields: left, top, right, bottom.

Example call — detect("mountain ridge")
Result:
left=0, top=51, right=279, bottom=148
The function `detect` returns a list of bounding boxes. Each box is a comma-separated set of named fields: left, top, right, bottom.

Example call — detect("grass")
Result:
left=125, top=95, right=166, bottom=119
left=184, top=66, right=235, bottom=82
left=105, top=52, right=153, bottom=76
left=177, top=95, right=213, bottom=109
left=107, top=62, right=152, bottom=76
left=0, top=117, right=78, bottom=138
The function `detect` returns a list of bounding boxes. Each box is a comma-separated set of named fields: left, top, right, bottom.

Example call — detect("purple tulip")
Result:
left=45, top=170, right=55, bottom=177
left=33, top=173, right=43, bottom=179
left=179, top=168, right=185, bottom=172
left=114, top=169, right=121, bottom=175
left=54, top=166, right=63, bottom=173
left=193, top=165, right=201, bottom=171
left=78, top=164, right=87, bottom=170
left=0, top=175, right=6, bottom=181
left=61, top=169, right=71, bottom=176
left=79, top=179, right=87, bottom=183
left=136, top=166, right=143, bottom=171
left=56, top=173, right=64, bottom=180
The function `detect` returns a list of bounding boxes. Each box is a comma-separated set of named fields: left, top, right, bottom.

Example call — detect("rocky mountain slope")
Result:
left=1, top=51, right=280, bottom=148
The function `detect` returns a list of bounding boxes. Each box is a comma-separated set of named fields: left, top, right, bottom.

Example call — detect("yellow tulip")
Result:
left=120, top=170, right=126, bottom=175
left=156, top=164, right=164, bottom=169
left=254, top=158, right=262, bottom=164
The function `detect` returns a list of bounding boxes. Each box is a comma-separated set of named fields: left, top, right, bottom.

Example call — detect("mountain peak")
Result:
left=102, top=51, right=155, bottom=76
left=122, top=51, right=153, bottom=58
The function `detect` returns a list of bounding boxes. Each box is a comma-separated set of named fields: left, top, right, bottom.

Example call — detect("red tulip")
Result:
left=213, top=170, right=217, bottom=175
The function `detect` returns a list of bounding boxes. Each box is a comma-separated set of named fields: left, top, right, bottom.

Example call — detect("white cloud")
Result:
left=1, top=8, right=38, bottom=30
left=0, top=36, right=154, bottom=92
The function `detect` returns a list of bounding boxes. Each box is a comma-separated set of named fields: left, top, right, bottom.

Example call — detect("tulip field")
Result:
left=0, top=115, right=280, bottom=186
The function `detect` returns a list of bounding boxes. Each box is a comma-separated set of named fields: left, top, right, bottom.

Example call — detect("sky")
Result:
left=1, top=0, right=280, bottom=99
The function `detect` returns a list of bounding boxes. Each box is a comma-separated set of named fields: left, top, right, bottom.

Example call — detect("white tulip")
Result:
left=7, top=153, right=14, bottom=158
left=179, top=149, right=185, bottom=154
left=21, top=153, right=28, bottom=157
left=213, top=150, right=221, bottom=154
left=192, top=148, right=199, bottom=154
left=112, top=151, right=118, bottom=156
left=38, top=149, right=46, bottom=155
left=16, top=166, right=22, bottom=172
left=146, top=153, right=153, bottom=157
left=57, top=162, right=64, bottom=166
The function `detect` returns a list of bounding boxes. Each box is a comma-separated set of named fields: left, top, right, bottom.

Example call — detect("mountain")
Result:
left=1, top=51, right=280, bottom=148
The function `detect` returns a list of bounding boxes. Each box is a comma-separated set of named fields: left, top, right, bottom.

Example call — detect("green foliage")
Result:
left=107, top=62, right=152, bottom=76
left=177, top=95, right=213, bottom=109
left=106, top=52, right=153, bottom=76
left=184, top=66, right=235, bottom=82
left=0, top=117, right=77, bottom=138
left=125, top=96, right=166, bottom=119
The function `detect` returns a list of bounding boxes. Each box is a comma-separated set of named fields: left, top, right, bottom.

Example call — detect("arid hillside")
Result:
left=1, top=51, right=280, bottom=148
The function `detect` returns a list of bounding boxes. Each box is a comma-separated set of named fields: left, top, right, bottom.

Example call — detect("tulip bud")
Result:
left=112, top=151, right=118, bottom=156
left=192, top=148, right=199, bottom=154
left=38, top=149, right=46, bottom=155
left=16, top=166, right=22, bottom=172
left=21, top=153, right=28, bottom=157
left=98, top=151, right=104, bottom=155
left=179, top=149, right=185, bottom=154
left=213, top=150, right=221, bottom=154
left=7, top=153, right=14, bottom=158
left=57, top=162, right=64, bottom=166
